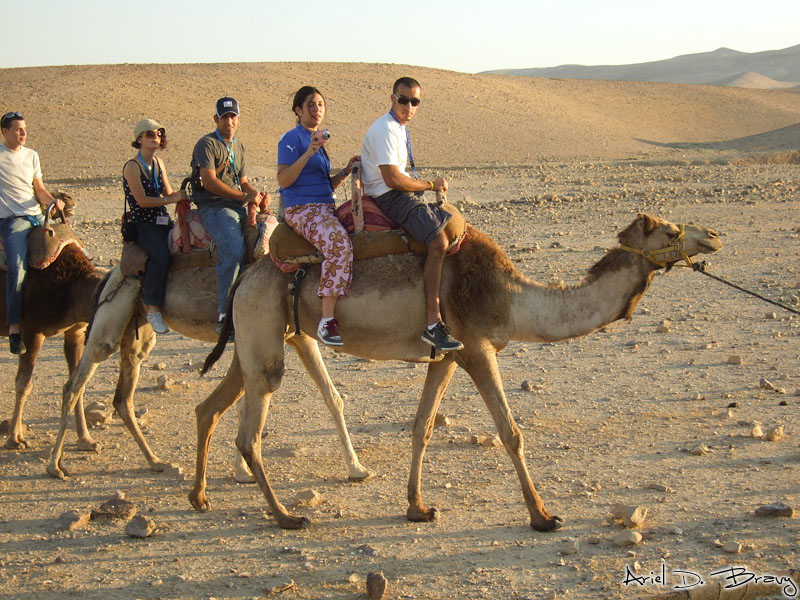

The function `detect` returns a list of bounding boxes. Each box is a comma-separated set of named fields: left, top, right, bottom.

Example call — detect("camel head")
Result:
left=617, top=213, right=722, bottom=269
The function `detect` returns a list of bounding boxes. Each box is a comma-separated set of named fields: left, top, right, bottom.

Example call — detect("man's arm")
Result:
left=198, top=167, right=256, bottom=203
left=32, top=178, right=64, bottom=212
left=378, top=165, right=447, bottom=194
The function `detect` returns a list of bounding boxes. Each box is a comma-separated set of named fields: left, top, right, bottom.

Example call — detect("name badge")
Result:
left=156, top=215, right=169, bottom=226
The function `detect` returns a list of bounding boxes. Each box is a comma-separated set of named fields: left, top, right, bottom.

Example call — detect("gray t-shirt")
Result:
left=191, top=132, right=247, bottom=210
left=0, top=144, right=43, bottom=219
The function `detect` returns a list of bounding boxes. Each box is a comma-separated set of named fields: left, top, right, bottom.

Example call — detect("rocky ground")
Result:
left=1, top=156, right=799, bottom=599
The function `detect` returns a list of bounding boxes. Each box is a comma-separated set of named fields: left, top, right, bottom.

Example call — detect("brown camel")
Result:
left=1, top=243, right=104, bottom=449
left=46, top=262, right=371, bottom=481
left=190, top=214, right=722, bottom=531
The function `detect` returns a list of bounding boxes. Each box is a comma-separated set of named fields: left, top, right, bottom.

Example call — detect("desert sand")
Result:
left=0, top=63, right=799, bottom=600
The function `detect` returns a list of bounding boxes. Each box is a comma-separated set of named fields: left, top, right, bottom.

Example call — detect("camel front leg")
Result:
left=47, top=274, right=139, bottom=478
left=457, top=345, right=563, bottom=532
left=287, top=334, right=372, bottom=481
left=63, top=323, right=95, bottom=450
left=407, top=356, right=458, bottom=522
left=4, top=331, right=44, bottom=449
left=112, top=320, right=171, bottom=471
left=190, top=353, right=245, bottom=511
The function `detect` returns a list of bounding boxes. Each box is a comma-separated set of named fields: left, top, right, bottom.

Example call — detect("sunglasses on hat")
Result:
left=1, top=111, right=23, bottom=128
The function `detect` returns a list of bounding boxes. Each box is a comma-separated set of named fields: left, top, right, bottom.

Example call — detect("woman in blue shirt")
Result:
left=278, top=86, right=358, bottom=346
left=123, top=118, right=186, bottom=334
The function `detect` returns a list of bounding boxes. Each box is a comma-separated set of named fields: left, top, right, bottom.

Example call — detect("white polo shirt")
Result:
left=0, top=144, right=42, bottom=219
left=360, top=113, right=409, bottom=198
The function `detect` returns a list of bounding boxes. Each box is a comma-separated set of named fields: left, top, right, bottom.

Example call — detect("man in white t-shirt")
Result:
left=361, top=77, right=462, bottom=352
left=0, top=111, right=63, bottom=354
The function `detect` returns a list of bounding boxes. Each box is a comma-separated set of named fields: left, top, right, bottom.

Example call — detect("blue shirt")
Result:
left=278, top=125, right=334, bottom=208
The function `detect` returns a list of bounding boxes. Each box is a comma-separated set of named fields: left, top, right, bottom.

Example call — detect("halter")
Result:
left=618, top=223, right=694, bottom=269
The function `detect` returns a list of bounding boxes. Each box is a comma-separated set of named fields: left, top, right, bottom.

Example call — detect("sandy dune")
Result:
left=2, top=62, right=800, bottom=181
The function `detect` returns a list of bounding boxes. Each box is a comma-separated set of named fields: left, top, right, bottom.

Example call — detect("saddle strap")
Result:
left=288, top=267, right=307, bottom=336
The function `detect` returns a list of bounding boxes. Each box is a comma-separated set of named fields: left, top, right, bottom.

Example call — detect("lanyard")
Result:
left=388, top=111, right=420, bottom=180
left=137, top=152, right=160, bottom=195
left=214, top=130, right=241, bottom=188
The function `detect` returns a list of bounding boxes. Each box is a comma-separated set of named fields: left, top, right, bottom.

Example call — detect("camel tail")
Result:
left=200, top=274, right=243, bottom=375
left=83, top=268, right=115, bottom=343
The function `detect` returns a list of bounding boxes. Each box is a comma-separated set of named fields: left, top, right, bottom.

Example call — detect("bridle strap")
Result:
left=619, top=224, right=694, bottom=269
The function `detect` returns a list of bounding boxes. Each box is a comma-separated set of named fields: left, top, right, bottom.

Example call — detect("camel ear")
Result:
left=637, top=213, right=659, bottom=234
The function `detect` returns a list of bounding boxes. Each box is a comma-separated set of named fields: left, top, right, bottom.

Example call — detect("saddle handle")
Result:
left=435, top=189, right=447, bottom=206
left=43, top=201, right=67, bottom=236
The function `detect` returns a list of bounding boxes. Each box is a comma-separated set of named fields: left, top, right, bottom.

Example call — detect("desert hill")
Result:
left=2, top=62, right=799, bottom=181
left=712, top=71, right=800, bottom=89
left=484, top=44, right=800, bottom=89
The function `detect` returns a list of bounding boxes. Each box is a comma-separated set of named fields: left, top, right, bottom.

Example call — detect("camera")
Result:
left=311, top=129, right=330, bottom=144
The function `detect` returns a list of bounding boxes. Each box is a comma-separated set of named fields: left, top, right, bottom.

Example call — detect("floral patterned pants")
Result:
left=284, top=203, right=353, bottom=298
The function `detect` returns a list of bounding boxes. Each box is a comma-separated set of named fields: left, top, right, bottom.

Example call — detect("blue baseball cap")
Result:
left=215, top=97, right=240, bottom=117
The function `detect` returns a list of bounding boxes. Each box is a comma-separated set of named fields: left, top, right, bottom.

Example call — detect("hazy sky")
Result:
left=5, top=0, right=798, bottom=72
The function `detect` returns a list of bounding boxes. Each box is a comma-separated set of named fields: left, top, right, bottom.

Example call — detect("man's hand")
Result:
left=432, top=178, right=448, bottom=193
left=54, top=197, right=66, bottom=212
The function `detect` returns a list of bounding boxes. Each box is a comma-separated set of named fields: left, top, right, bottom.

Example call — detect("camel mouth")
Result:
left=697, top=238, right=723, bottom=253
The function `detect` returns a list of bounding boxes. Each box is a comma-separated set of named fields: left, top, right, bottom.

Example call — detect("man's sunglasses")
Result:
left=144, top=129, right=165, bottom=139
left=1, top=111, right=23, bottom=128
left=393, top=94, right=421, bottom=107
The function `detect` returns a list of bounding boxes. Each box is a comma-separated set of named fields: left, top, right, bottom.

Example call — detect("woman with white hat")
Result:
left=122, top=118, right=186, bottom=334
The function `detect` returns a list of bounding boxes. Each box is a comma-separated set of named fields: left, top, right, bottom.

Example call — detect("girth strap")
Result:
left=288, top=267, right=307, bottom=336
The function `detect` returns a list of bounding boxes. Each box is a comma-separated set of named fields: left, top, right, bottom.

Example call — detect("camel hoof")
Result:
left=76, top=438, right=101, bottom=453
left=188, top=491, right=210, bottom=512
left=4, top=437, right=29, bottom=450
left=531, top=515, right=565, bottom=532
left=347, top=467, right=374, bottom=482
left=278, top=515, right=311, bottom=530
left=406, top=506, right=439, bottom=522
left=46, top=463, right=68, bottom=479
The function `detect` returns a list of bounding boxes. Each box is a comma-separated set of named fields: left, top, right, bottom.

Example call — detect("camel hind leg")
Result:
left=457, top=345, right=563, bottom=532
left=62, top=323, right=96, bottom=450
left=189, top=352, right=245, bottom=511
left=236, top=350, right=308, bottom=529
left=406, top=355, right=458, bottom=522
left=231, top=334, right=373, bottom=483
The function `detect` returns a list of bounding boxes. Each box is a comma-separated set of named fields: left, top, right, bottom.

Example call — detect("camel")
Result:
left=46, top=260, right=371, bottom=482
left=190, top=213, right=722, bottom=531
left=1, top=198, right=105, bottom=450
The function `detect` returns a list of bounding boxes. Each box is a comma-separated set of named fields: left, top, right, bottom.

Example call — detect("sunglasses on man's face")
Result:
left=393, top=95, right=421, bottom=107
left=144, top=129, right=164, bottom=139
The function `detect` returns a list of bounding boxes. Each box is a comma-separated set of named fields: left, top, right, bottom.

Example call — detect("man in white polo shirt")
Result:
left=0, top=111, right=63, bottom=354
left=360, top=77, right=462, bottom=352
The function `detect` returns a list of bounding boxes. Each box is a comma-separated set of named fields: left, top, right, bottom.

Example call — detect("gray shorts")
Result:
left=373, top=190, right=451, bottom=247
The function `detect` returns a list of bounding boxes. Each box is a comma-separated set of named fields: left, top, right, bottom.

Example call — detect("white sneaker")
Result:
left=146, top=311, right=170, bottom=334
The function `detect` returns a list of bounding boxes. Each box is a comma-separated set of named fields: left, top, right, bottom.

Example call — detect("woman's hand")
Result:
left=346, top=155, right=361, bottom=173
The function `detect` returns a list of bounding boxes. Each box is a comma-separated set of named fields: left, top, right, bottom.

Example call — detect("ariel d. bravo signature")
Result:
left=621, top=562, right=798, bottom=598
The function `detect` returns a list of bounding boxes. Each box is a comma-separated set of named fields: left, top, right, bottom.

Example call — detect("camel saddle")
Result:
left=269, top=198, right=467, bottom=271
left=120, top=222, right=268, bottom=277
left=0, top=221, right=82, bottom=271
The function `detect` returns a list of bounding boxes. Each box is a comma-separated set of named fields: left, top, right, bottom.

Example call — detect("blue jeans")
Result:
left=197, top=204, right=247, bottom=315
left=136, top=221, right=171, bottom=307
left=0, top=216, right=36, bottom=326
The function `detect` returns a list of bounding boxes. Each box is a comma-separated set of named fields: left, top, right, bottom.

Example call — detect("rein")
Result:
left=620, top=223, right=800, bottom=316
left=619, top=223, right=694, bottom=269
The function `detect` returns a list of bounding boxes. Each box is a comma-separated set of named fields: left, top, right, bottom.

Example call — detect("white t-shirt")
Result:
left=0, top=144, right=42, bottom=219
left=360, top=113, right=409, bottom=198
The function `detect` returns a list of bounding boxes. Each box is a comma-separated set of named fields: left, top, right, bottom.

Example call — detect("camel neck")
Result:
left=509, top=257, right=652, bottom=343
